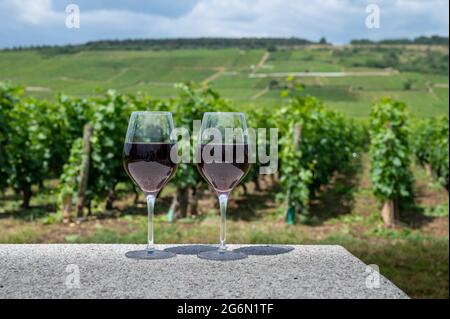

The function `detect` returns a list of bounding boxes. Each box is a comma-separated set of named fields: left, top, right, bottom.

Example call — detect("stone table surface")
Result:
left=0, top=244, right=408, bottom=299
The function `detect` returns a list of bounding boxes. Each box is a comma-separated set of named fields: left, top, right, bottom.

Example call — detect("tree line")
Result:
left=351, top=35, right=449, bottom=46
left=1, top=38, right=314, bottom=55
left=2, top=35, right=447, bottom=54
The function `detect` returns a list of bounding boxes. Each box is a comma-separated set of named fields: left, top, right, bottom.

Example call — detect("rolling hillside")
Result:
left=0, top=44, right=448, bottom=118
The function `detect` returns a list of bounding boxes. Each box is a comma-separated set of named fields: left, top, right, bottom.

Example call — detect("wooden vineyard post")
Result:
left=76, top=124, right=93, bottom=219
left=188, top=186, right=201, bottom=217
left=381, top=199, right=396, bottom=227
left=285, top=123, right=301, bottom=225
left=167, top=187, right=189, bottom=222
left=62, top=195, right=72, bottom=223
left=424, top=163, right=433, bottom=177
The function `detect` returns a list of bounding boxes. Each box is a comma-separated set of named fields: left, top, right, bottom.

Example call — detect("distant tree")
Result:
left=319, top=37, right=328, bottom=45
left=267, top=45, right=277, bottom=52
left=350, top=39, right=374, bottom=45
left=269, top=79, right=279, bottom=90
left=383, top=51, right=399, bottom=67
left=403, top=79, right=414, bottom=91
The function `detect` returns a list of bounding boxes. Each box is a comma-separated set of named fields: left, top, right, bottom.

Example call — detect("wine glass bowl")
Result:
left=197, top=143, right=250, bottom=197
left=123, top=142, right=177, bottom=196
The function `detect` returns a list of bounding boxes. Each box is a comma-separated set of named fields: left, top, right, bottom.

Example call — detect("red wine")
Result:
left=197, top=144, right=251, bottom=196
left=123, top=143, right=177, bottom=195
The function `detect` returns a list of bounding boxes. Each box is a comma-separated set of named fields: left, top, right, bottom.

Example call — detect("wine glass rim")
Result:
left=203, top=112, right=245, bottom=116
left=131, top=111, right=172, bottom=115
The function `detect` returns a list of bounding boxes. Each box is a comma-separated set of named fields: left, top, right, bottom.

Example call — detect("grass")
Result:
left=1, top=46, right=448, bottom=118
left=324, top=235, right=449, bottom=299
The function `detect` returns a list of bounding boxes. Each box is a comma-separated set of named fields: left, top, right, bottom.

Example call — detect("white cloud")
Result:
left=2, top=0, right=61, bottom=25
left=152, top=0, right=448, bottom=41
left=0, top=0, right=448, bottom=47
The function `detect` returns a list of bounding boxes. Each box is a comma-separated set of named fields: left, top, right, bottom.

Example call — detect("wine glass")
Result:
left=123, top=111, right=178, bottom=260
left=196, top=112, right=251, bottom=261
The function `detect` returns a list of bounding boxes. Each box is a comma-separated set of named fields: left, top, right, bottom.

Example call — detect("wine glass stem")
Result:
left=146, top=195, right=156, bottom=252
left=219, top=194, right=228, bottom=251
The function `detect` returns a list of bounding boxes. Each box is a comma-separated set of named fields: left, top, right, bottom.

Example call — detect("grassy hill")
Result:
left=0, top=44, right=448, bottom=118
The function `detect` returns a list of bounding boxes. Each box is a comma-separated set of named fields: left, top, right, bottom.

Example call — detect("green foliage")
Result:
left=171, top=83, right=233, bottom=191
left=0, top=81, right=235, bottom=213
left=57, top=91, right=156, bottom=207
left=0, top=83, right=24, bottom=191
left=4, top=97, right=53, bottom=203
left=56, top=94, right=92, bottom=144
left=0, top=83, right=80, bottom=206
left=58, top=138, right=83, bottom=204
left=403, top=79, right=414, bottom=91
left=88, top=91, right=138, bottom=200
left=422, top=204, right=449, bottom=218
left=1, top=84, right=97, bottom=205
left=241, top=105, right=277, bottom=190
left=57, top=86, right=234, bottom=213
left=413, top=115, right=449, bottom=190
left=276, top=81, right=366, bottom=216
left=369, top=98, right=413, bottom=202
left=0, top=79, right=437, bottom=223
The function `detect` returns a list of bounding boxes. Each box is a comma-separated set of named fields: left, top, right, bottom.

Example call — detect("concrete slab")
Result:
left=0, top=244, right=408, bottom=299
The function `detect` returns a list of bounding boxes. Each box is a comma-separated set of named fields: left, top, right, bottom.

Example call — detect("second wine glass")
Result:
left=196, top=112, right=252, bottom=261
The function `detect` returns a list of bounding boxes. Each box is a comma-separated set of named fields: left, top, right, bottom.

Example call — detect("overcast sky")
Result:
left=0, top=0, right=448, bottom=48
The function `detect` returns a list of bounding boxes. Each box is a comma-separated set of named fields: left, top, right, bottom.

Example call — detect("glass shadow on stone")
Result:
left=197, top=249, right=248, bottom=261
left=125, top=250, right=176, bottom=260
left=164, top=245, right=219, bottom=255
left=232, top=245, right=294, bottom=256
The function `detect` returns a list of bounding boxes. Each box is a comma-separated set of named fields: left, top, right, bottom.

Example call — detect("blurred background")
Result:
left=0, top=0, right=448, bottom=298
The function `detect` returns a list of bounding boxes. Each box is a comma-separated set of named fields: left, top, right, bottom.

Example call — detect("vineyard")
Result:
left=0, top=79, right=449, bottom=298
left=0, top=80, right=447, bottom=224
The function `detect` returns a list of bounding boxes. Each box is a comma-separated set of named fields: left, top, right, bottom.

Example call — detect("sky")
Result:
left=0, top=0, right=448, bottom=48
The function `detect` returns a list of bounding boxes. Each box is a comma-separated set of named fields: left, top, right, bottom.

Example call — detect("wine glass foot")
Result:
left=197, top=249, right=248, bottom=261
left=125, top=249, right=176, bottom=260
